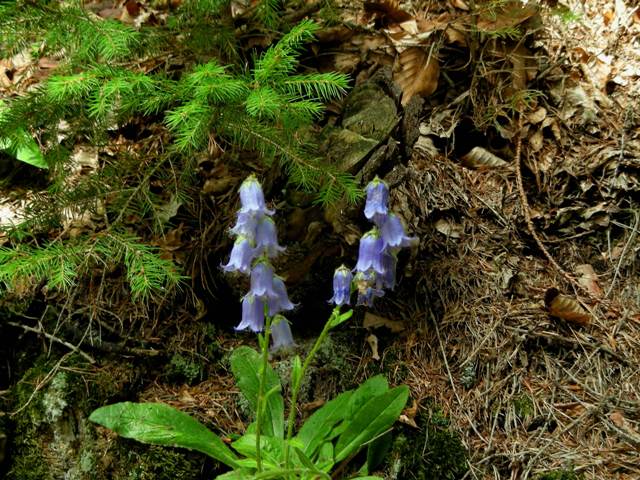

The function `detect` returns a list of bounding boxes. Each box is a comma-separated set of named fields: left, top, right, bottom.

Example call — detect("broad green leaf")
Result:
left=346, top=375, right=388, bottom=419
left=230, top=346, right=284, bottom=438
left=350, top=477, right=384, bottom=479
left=293, top=446, right=326, bottom=476
left=366, top=430, right=393, bottom=472
left=295, top=390, right=352, bottom=457
left=89, top=402, right=239, bottom=467
left=215, top=469, right=255, bottom=480
left=334, top=386, right=409, bottom=462
left=231, top=434, right=283, bottom=468
left=315, top=442, right=334, bottom=473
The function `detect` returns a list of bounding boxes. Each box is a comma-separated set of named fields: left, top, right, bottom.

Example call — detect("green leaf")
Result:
left=0, top=101, right=47, bottom=169
left=229, top=346, right=284, bottom=438
left=89, top=402, right=239, bottom=467
left=232, top=434, right=283, bottom=468
left=295, top=390, right=352, bottom=457
left=328, top=308, right=353, bottom=329
left=366, top=430, right=393, bottom=472
left=334, top=386, right=409, bottom=462
left=291, top=355, right=302, bottom=390
left=346, top=375, right=388, bottom=419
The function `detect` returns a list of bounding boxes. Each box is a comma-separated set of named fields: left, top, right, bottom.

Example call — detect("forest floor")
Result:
left=1, top=1, right=639, bottom=479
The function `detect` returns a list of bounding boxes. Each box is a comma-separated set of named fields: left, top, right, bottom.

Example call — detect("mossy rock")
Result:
left=5, top=353, right=207, bottom=479
left=388, top=405, right=468, bottom=480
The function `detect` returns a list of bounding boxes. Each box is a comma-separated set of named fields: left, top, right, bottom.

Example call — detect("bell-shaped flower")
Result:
left=267, top=276, right=295, bottom=315
left=329, top=265, right=352, bottom=306
left=270, top=316, right=295, bottom=352
left=250, top=262, right=277, bottom=298
left=355, top=229, right=385, bottom=275
left=354, top=271, right=384, bottom=307
left=235, top=294, right=265, bottom=332
left=364, top=177, right=389, bottom=225
left=239, top=175, right=274, bottom=215
left=230, top=211, right=259, bottom=239
left=222, top=236, right=255, bottom=274
left=376, top=251, right=397, bottom=290
left=256, top=216, right=285, bottom=257
left=380, top=213, right=416, bottom=249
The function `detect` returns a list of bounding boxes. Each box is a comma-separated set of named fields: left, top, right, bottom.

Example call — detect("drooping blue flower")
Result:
left=267, top=276, right=295, bottom=316
left=354, top=271, right=384, bottom=307
left=256, top=216, right=285, bottom=257
left=235, top=294, right=265, bottom=332
left=376, top=251, right=397, bottom=290
left=222, top=236, right=255, bottom=274
left=329, top=265, right=352, bottom=306
left=270, top=316, right=295, bottom=352
left=239, top=175, right=274, bottom=215
left=230, top=211, right=259, bottom=238
left=355, top=229, right=385, bottom=275
left=380, top=213, right=416, bottom=249
left=364, top=177, right=389, bottom=225
left=250, top=262, right=277, bottom=298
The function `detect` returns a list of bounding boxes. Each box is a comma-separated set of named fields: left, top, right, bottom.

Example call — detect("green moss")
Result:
left=513, top=394, right=534, bottom=420
left=388, top=405, right=468, bottom=480
left=166, top=353, right=204, bottom=385
left=121, top=444, right=202, bottom=480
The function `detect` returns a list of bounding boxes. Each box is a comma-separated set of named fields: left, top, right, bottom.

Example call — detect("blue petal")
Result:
left=250, top=262, right=277, bottom=297
left=364, top=178, right=389, bottom=222
left=355, top=230, right=385, bottom=275
left=222, top=237, right=255, bottom=274
left=236, top=294, right=265, bottom=332
left=239, top=176, right=274, bottom=215
left=329, top=265, right=352, bottom=306
left=380, top=214, right=415, bottom=249
left=270, top=317, right=295, bottom=352
left=230, top=211, right=259, bottom=239
left=267, top=276, right=295, bottom=315
left=256, top=217, right=285, bottom=257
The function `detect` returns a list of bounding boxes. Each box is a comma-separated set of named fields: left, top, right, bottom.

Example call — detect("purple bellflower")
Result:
left=236, top=294, right=265, bottom=332
left=354, top=271, right=384, bottom=307
left=256, top=216, right=285, bottom=257
left=250, top=262, right=278, bottom=297
left=364, top=177, right=389, bottom=226
left=222, top=236, right=255, bottom=274
left=377, top=251, right=397, bottom=290
left=355, top=229, right=385, bottom=275
left=267, top=276, right=295, bottom=316
left=239, top=175, right=274, bottom=215
left=380, top=213, right=416, bottom=249
left=330, top=265, right=352, bottom=306
left=230, top=211, right=259, bottom=238
left=270, top=316, right=295, bottom=352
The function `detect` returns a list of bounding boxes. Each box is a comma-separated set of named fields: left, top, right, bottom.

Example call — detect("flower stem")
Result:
left=283, top=306, right=341, bottom=472
left=255, top=314, right=272, bottom=473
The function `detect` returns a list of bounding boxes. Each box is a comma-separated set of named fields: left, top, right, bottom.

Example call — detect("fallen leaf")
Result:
left=363, top=312, right=405, bottom=333
left=394, top=47, right=439, bottom=105
left=367, top=333, right=380, bottom=360
left=527, top=107, right=547, bottom=124
left=435, top=218, right=462, bottom=239
left=575, top=264, right=603, bottom=298
left=545, top=288, right=591, bottom=327
left=363, top=0, right=413, bottom=26
left=461, top=146, right=508, bottom=169
left=609, top=410, right=625, bottom=428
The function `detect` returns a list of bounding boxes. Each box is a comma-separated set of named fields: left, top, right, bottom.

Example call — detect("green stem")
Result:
left=255, top=314, right=272, bottom=473
left=283, top=306, right=341, bottom=473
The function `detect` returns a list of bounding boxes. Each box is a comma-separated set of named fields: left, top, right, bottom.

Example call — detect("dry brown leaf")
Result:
left=363, top=312, right=405, bottom=333
left=527, top=107, right=547, bottom=125
left=363, top=0, right=413, bottom=26
left=545, top=288, right=591, bottom=327
left=394, top=47, right=439, bottom=105
left=529, top=129, right=544, bottom=153
left=475, top=1, right=538, bottom=33
left=435, top=218, right=462, bottom=239
left=367, top=333, right=380, bottom=360
left=609, top=410, right=625, bottom=428
left=575, top=264, right=603, bottom=298
left=461, top=146, right=508, bottom=169
left=449, top=0, right=469, bottom=11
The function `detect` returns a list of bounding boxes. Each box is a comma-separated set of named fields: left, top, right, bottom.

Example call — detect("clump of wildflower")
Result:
left=329, top=176, right=415, bottom=307
left=222, top=175, right=294, bottom=347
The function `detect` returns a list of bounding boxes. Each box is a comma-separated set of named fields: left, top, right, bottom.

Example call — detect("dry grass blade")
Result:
left=394, top=47, right=439, bottom=105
